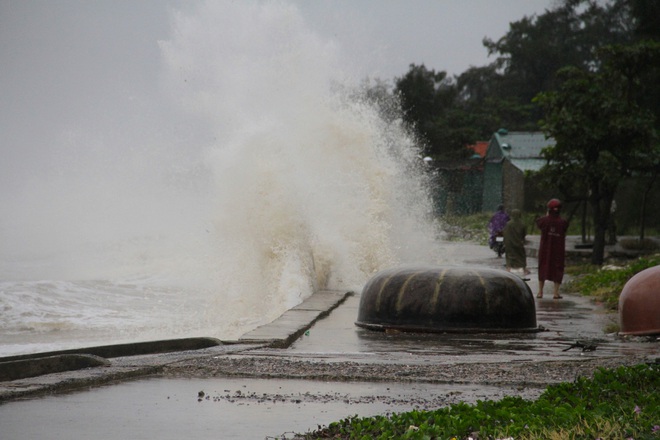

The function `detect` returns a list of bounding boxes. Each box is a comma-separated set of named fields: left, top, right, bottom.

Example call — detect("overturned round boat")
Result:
left=619, top=265, right=660, bottom=336
left=356, top=266, right=538, bottom=333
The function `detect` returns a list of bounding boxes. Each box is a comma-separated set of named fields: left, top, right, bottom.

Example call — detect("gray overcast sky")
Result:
left=294, top=0, right=556, bottom=78
left=0, top=0, right=555, bottom=187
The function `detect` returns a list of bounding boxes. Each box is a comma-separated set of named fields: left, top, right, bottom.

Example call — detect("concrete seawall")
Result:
left=0, top=290, right=352, bottom=401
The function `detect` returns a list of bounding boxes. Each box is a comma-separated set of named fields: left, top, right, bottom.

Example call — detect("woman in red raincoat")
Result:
left=536, top=199, right=569, bottom=299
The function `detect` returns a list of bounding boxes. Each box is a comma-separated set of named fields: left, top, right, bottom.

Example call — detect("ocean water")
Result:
left=0, top=1, right=444, bottom=357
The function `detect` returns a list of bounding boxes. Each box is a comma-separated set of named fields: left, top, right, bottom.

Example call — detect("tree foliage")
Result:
left=394, top=64, right=478, bottom=160
left=389, top=0, right=642, bottom=163
left=534, top=41, right=660, bottom=264
left=483, top=0, right=634, bottom=120
left=362, top=0, right=660, bottom=243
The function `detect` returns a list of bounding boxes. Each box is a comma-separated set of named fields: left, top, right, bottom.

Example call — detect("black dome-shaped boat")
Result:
left=356, top=266, right=538, bottom=333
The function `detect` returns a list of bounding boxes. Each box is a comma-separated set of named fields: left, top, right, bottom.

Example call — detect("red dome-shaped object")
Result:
left=619, top=265, right=660, bottom=336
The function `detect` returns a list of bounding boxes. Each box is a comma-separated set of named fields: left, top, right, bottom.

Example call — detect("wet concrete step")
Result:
left=0, top=337, right=223, bottom=363
left=239, top=290, right=353, bottom=348
left=0, top=354, right=110, bottom=382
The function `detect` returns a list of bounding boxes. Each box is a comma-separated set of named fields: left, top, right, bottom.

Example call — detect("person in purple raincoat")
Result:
left=487, top=205, right=510, bottom=249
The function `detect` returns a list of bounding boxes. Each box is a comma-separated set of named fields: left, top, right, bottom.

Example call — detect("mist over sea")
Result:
left=0, top=1, right=445, bottom=356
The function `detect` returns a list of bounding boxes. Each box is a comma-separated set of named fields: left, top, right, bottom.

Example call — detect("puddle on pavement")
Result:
left=354, top=331, right=541, bottom=357
left=0, top=377, right=540, bottom=440
left=284, top=292, right=660, bottom=361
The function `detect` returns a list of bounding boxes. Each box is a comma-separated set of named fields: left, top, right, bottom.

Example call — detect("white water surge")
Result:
left=0, top=1, right=444, bottom=356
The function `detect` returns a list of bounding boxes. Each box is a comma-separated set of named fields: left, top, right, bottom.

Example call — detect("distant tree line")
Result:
left=363, top=0, right=660, bottom=265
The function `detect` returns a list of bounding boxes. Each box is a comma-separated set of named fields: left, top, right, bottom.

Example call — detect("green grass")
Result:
left=292, top=364, right=660, bottom=439
left=440, top=212, right=576, bottom=244
left=564, top=255, right=660, bottom=310
left=440, top=213, right=492, bottom=244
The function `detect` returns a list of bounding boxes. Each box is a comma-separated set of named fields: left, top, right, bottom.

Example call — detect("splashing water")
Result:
left=0, top=1, right=444, bottom=356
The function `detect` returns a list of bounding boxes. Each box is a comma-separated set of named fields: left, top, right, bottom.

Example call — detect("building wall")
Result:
left=482, top=160, right=502, bottom=212
left=502, top=160, right=525, bottom=210
left=434, top=168, right=484, bottom=215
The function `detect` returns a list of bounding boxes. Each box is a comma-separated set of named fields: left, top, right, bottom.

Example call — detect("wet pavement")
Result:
left=278, top=239, right=653, bottom=364
left=0, top=376, right=532, bottom=440
left=224, top=241, right=658, bottom=385
left=1, top=239, right=659, bottom=439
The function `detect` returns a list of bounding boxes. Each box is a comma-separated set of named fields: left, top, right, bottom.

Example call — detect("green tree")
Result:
left=353, top=77, right=401, bottom=124
left=455, top=66, right=536, bottom=136
left=629, top=0, right=660, bottom=40
left=484, top=0, right=633, bottom=120
left=393, top=1, right=642, bottom=164
left=534, top=42, right=659, bottom=264
left=600, top=40, right=660, bottom=240
left=394, top=64, right=476, bottom=160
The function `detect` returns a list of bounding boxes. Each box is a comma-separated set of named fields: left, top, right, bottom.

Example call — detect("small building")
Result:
left=482, top=129, right=555, bottom=212
left=432, top=155, right=484, bottom=215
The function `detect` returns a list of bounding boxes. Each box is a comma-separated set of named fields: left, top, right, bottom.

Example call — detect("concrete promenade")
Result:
left=1, top=237, right=658, bottom=400
left=1, top=238, right=659, bottom=439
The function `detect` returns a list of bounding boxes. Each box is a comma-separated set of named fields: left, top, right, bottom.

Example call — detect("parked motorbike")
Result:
left=492, top=232, right=505, bottom=258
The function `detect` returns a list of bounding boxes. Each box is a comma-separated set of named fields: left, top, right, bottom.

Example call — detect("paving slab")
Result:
left=239, top=290, right=352, bottom=347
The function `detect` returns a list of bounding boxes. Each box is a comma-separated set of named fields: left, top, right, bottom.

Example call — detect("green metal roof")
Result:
left=510, top=158, right=548, bottom=172
left=487, top=131, right=555, bottom=172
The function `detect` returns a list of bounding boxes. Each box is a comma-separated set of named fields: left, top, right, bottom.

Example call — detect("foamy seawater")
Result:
left=0, top=1, right=445, bottom=357
left=0, top=279, right=192, bottom=355
left=0, top=245, right=263, bottom=356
